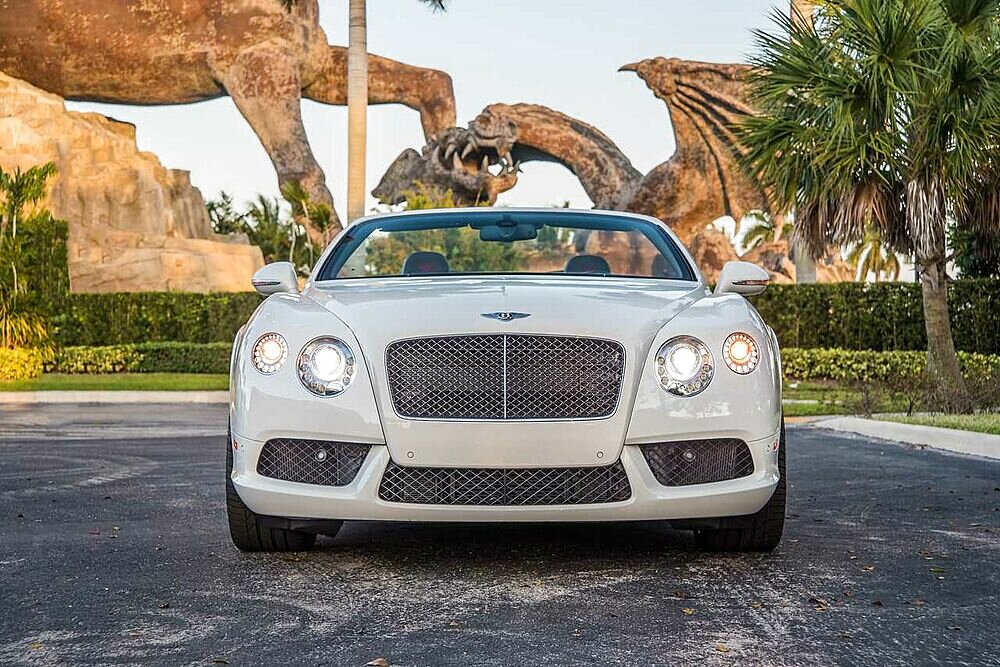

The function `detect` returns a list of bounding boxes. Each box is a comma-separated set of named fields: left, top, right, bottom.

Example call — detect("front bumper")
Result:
left=231, top=432, right=780, bottom=522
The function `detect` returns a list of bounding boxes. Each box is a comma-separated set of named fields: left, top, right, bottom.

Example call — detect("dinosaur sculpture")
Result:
left=0, top=0, right=456, bottom=240
left=374, top=57, right=769, bottom=246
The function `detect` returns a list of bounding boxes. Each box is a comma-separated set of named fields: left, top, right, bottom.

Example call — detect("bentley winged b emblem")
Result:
left=481, top=312, right=531, bottom=322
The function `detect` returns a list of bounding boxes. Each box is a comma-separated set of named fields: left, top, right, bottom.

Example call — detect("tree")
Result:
left=739, top=0, right=1000, bottom=408
left=0, top=163, right=57, bottom=239
left=847, top=227, right=902, bottom=282
left=345, top=0, right=447, bottom=224
left=948, top=224, right=1000, bottom=278
left=0, top=163, right=60, bottom=348
left=207, top=192, right=320, bottom=276
left=741, top=212, right=782, bottom=250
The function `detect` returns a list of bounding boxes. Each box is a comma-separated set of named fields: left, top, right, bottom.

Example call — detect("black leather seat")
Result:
left=565, top=254, right=612, bottom=274
left=402, top=251, right=450, bottom=275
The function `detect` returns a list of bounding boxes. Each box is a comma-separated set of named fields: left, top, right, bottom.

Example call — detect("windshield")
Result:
left=316, top=211, right=696, bottom=281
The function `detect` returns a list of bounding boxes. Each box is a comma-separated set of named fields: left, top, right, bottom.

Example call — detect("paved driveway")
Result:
left=0, top=404, right=998, bottom=666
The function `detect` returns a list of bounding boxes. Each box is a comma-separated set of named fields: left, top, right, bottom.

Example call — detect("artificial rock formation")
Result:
left=0, top=73, right=264, bottom=293
left=376, top=56, right=855, bottom=282
left=376, top=58, right=766, bottom=246
left=0, top=0, right=456, bottom=239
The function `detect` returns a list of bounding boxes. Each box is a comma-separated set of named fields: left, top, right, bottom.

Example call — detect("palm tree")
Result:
left=742, top=212, right=782, bottom=250
left=346, top=0, right=447, bottom=224
left=0, top=162, right=57, bottom=239
left=848, top=228, right=902, bottom=282
left=739, top=0, right=1000, bottom=407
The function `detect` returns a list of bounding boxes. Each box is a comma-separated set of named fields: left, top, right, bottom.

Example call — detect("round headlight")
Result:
left=723, top=332, right=760, bottom=375
left=655, top=336, right=714, bottom=397
left=252, top=333, right=287, bottom=374
left=298, top=337, right=356, bottom=396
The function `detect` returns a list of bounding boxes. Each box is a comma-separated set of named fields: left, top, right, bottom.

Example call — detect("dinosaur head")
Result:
left=372, top=109, right=520, bottom=206
left=619, top=57, right=682, bottom=99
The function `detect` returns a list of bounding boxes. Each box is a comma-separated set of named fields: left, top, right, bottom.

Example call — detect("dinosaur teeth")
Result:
left=443, top=143, right=456, bottom=161
left=481, top=155, right=490, bottom=171
left=453, top=151, right=464, bottom=171
left=461, top=142, right=475, bottom=159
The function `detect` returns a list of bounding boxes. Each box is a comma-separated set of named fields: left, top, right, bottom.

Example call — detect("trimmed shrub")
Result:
left=54, top=292, right=261, bottom=346
left=752, top=279, right=1000, bottom=354
left=0, top=348, right=44, bottom=381
left=49, top=342, right=231, bottom=375
left=49, top=280, right=1000, bottom=353
left=781, top=347, right=1000, bottom=382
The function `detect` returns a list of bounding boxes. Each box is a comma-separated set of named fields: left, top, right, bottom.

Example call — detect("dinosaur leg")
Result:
left=216, top=46, right=341, bottom=239
left=303, top=46, right=456, bottom=139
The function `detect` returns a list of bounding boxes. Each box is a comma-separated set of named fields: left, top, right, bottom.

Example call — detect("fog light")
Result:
left=682, top=449, right=696, bottom=462
left=315, top=449, right=328, bottom=462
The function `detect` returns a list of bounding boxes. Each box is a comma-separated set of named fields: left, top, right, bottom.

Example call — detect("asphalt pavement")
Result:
left=0, top=403, right=998, bottom=666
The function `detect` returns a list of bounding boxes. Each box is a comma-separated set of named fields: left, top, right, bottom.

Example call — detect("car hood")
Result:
left=304, top=275, right=706, bottom=352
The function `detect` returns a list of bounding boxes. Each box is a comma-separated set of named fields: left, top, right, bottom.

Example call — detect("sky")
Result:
left=67, top=0, right=783, bottom=219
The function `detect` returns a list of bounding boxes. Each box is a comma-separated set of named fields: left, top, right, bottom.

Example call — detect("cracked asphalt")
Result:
left=0, top=404, right=998, bottom=666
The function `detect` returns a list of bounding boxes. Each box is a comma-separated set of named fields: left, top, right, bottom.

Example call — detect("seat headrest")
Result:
left=565, top=254, right=611, bottom=275
left=402, top=251, right=450, bottom=275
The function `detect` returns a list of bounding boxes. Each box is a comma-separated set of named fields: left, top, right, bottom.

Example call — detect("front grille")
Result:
left=256, top=439, right=370, bottom=486
left=378, top=460, right=632, bottom=505
left=639, top=439, right=755, bottom=486
left=386, top=334, right=625, bottom=420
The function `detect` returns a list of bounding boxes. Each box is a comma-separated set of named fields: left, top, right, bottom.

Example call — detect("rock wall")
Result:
left=0, top=72, right=263, bottom=293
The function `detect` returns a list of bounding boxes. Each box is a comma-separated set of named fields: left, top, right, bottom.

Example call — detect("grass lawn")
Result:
left=782, top=380, right=857, bottom=417
left=0, top=373, right=229, bottom=392
left=877, top=413, right=1000, bottom=436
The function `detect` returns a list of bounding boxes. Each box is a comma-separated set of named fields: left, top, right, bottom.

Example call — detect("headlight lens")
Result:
left=297, top=337, right=356, bottom=396
left=723, top=332, right=760, bottom=375
left=655, top=336, right=713, bottom=396
left=251, top=333, right=287, bottom=374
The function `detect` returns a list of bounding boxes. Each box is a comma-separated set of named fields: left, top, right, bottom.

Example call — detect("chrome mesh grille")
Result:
left=386, top=334, right=624, bottom=420
left=378, top=460, right=632, bottom=505
left=639, top=439, right=755, bottom=487
left=256, top=439, right=370, bottom=487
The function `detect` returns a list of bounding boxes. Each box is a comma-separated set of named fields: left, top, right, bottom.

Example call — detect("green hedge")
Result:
left=48, top=342, right=231, bottom=375
left=53, top=293, right=261, bottom=347
left=752, top=280, right=1000, bottom=354
left=50, top=280, right=1000, bottom=353
left=782, top=348, right=1000, bottom=382
left=0, top=348, right=45, bottom=381
left=42, top=343, right=1000, bottom=384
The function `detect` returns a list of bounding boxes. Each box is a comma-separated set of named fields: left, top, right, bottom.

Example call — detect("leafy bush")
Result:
left=55, top=293, right=260, bottom=346
left=752, top=280, right=1000, bottom=354
left=49, top=343, right=231, bottom=375
left=0, top=348, right=44, bottom=381
left=781, top=348, right=1000, bottom=382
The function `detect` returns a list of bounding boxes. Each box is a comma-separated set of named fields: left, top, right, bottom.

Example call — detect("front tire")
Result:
left=226, top=432, right=317, bottom=552
left=695, top=420, right=786, bottom=552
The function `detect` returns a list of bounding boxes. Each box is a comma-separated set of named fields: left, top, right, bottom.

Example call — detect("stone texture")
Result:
left=688, top=228, right=740, bottom=285
left=376, top=54, right=853, bottom=283
left=0, top=72, right=264, bottom=293
left=0, top=0, right=456, bottom=239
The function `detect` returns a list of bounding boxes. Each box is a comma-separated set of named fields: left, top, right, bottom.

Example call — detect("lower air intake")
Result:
left=639, top=439, right=755, bottom=486
left=378, top=460, right=632, bottom=506
left=256, top=439, right=370, bottom=487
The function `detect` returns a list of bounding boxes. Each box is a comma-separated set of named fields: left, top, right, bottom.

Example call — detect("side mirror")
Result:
left=715, top=261, right=770, bottom=296
left=252, top=262, right=299, bottom=296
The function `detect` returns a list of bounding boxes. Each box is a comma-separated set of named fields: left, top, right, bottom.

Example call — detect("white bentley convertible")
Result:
left=227, top=208, right=785, bottom=552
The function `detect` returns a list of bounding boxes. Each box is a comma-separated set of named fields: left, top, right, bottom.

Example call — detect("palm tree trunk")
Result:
left=917, top=244, right=970, bottom=411
left=346, top=0, right=368, bottom=224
